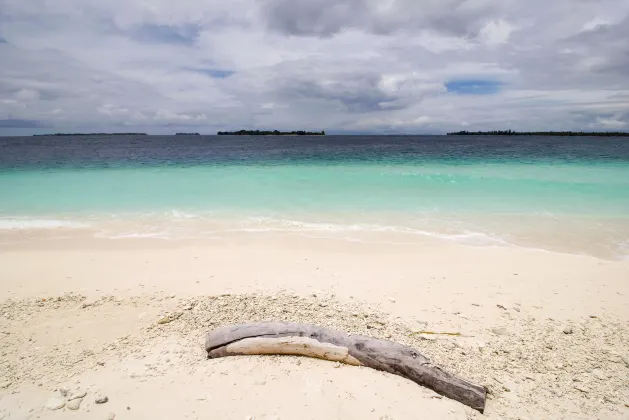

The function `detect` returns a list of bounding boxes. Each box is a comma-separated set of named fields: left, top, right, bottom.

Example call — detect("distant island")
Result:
left=33, top=133, right=147, bottom=136
left=175, top=132, right=200, bottom=136
left=217, top=130, right=325, bottom=136
left=447, top=130, right=629, bottom=137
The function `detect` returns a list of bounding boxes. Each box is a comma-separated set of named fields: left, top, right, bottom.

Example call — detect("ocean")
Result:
left=1, top=135, right=628, bottom=258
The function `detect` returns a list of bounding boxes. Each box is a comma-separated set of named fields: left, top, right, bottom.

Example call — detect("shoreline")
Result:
left=2, top=210, right=629, bottom=260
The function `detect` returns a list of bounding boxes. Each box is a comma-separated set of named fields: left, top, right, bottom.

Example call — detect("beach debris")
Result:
left=491, top=327, right=509, bottom=336
left=44, top=397, right=66, bottom=410
left=497, top=305, right=507, bottom=311
left=107, top=413, right=116, bottom=420
left=95, top=394, right=109, bottom=404
left=406, top=319, right=428, bottom=333
left=562, top=326, right=574, bottom=335
left=387, top=297, right=396, bottom=303
left=206, top=322, right=486, bottom=412
left=157, top=312, right=183, bottom=325
left=67, top=398, right=82, bottom=410
left=0, top=381, right=11, bottom=389
left=59, top=388, right=69, bottom=397
left=409, top=330, right=462, bottom=337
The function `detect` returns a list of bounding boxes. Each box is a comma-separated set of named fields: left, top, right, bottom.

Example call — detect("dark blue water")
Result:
left=1, top=135, right=627, bottom=170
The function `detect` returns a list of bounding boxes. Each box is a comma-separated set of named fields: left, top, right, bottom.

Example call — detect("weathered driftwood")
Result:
left=205, top=322, right=486, bottom=412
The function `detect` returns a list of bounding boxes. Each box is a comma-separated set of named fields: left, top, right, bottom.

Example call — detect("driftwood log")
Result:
left=205, top=322, right=486, bottom=412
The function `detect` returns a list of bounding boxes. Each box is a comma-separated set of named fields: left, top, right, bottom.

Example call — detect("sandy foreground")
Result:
left=1, top=234, right=629, bottom=419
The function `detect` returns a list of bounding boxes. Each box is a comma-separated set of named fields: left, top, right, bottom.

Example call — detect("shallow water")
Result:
left=1, top=135, right=628, bottom=258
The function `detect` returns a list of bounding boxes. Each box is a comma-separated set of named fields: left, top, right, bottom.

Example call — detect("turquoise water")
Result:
left=1, top=161, right=629, bottom=216
left=1, top=135, right=628, bottom=257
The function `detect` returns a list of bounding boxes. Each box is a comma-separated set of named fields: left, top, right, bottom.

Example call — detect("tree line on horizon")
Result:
left=217, top=129, right=326, bottom=136
left=447, top=130, right=629, bottom=137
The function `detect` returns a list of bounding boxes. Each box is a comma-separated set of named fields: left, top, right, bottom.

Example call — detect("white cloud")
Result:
left=1, top=0, right=628, bottom=134
left=14, top=89, right=41, bottom=101
left=479, top=20, right=514, bottom=46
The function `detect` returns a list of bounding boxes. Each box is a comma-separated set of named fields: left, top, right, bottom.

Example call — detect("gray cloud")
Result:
left=0, top=119, right=40, bottom=128
left=262, top=0, right=501, bottom=38
left=1, top=0, right=628, bottom=134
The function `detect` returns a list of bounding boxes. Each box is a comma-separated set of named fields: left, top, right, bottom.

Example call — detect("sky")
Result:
left=1, top=0, right=629, bottom=135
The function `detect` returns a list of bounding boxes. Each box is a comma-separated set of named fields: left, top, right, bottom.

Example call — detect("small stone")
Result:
left=45, top=397, right=66, bottom=410
left=59, top=388, right=69, bottom=397
left=497, top=305, right=507, bottom=310
left=69, top=391, right=87, bottom=401
left=513, top=307, right=521, bottom=312
left=95, top=395, right=109, bottom=404
left=334, top=362, right=341, bottom=368
left=107, top=413, right=116, bottom=420
left=407, top=319, right=428, bottom=333
left=417, top=334, right=437, bottom=341
left=387, top=297, right=396, bottom=303
left=97, top=361, right=105, bottom=366
left=0, top=381, right=11, bottom=389
left=67, top=398, right=82, bottom=410
left=491, top=327, right=509, bottom=336
left=562, top=326, right=574, bottom=335
left=589, top=315, right=597, bottom=318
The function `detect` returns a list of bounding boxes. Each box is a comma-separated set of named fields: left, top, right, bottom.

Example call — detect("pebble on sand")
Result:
left=95, top=395, right=109, bottom=404
left=0, top=381, right=11, bottom=389
left=45, top=397, right=66, bottom=410
left=563, top=326, right=574, bottom=334
left=492, top=327, right=509, bottom=336
left=67, top=398, right=82, bottom=410
left=107, top=413, right=116, bottom=420
left=69, top=391, right=87, bottom=401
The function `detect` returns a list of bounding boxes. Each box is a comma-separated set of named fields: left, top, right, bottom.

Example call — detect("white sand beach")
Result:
left=1, top=233, right=629, bottom=419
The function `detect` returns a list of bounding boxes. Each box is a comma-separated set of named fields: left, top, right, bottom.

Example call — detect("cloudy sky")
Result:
left=1, top=0, right=628, bottom=135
